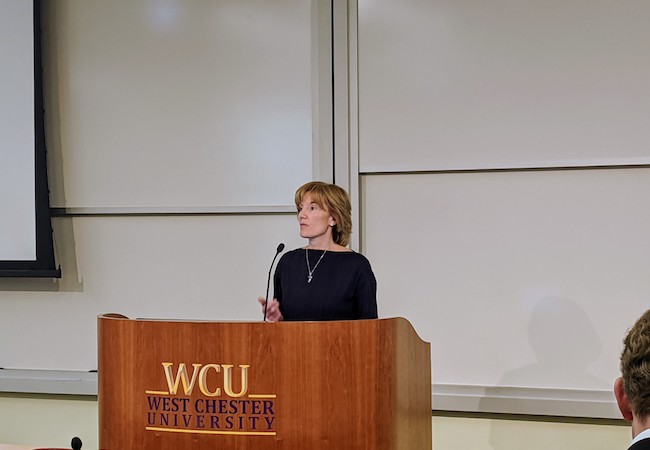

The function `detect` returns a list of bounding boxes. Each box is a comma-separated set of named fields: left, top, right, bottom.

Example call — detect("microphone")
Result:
left=264, top=243, right=285, bottom=321
left=71, top=436, right=82, bottom=450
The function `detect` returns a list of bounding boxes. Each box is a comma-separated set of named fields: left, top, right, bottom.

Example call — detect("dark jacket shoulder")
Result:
left=630, top=437, right=650, bottom=450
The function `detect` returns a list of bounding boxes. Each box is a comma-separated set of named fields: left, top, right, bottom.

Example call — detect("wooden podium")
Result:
left=98, top=314, right=432, bottom=449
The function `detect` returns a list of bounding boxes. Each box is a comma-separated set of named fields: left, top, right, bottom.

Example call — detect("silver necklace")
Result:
left=306, top=249, right=327, bottom=283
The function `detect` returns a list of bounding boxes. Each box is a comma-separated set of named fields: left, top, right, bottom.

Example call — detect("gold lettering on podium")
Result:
left=222, top=364, right=249, bottom=398
left=147, top=362, right=273, bottom=436
left=161, top=362, right=250, bottom=397
left=162, top=363, right=201, bottom=395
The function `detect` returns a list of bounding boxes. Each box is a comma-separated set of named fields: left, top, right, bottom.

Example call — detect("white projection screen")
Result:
left=0, top=0, right=58, bottom=276
left=0, top=0, right=35, bottom=261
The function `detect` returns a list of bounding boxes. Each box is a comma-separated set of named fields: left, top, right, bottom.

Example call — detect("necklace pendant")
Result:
left=305, top=248, right=327, bottom=284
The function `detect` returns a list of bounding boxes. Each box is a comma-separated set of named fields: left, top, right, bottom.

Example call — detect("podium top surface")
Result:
left=97, top=314, right=430, bottom=343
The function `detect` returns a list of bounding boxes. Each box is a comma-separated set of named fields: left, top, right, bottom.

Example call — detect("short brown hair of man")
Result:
left=620, top=309, right=650, bottom=418
left=294, top=181, right=352, bottom=247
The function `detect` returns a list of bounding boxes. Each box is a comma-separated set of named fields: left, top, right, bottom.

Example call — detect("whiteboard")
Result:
left=0, top=214, right=307, bottom=371
left=0, top=0, right=321, bottom=372
left=362, top=169, right=650, bottom=391
left=45, top=0, right=314, bottom=208
left=358, top=0, right=650, bottom=172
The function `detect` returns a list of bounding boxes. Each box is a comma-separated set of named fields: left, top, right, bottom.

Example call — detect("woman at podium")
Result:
left=259, top=181, right=378, bottom=322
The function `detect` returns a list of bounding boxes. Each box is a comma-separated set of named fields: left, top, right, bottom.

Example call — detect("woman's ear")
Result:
left=615, top=377, right=634, bottom=422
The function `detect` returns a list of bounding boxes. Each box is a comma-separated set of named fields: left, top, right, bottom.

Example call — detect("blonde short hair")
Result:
left=620, top=309, right=650, bottom=418
left=295, top=181, right=352, bottom=246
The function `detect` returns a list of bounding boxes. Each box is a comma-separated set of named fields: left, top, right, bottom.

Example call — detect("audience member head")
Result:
left=615, top=309, right=650, bottom=435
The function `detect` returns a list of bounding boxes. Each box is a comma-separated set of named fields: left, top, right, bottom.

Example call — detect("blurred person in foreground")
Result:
left=615, top=309, right=650, bottom=450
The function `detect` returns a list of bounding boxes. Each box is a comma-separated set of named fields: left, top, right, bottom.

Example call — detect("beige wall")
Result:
left=0, top=396, right=631, bottom=450
left=0, top=395, right=97, bottom=449
left=434, top=414, right=629, bottom=450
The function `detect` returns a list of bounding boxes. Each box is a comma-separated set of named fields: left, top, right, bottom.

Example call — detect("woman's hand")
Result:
left=258, top=297, right=284, bottom=322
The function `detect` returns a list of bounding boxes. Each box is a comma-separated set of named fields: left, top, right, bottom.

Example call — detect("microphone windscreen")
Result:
left=277, top=243, right=285, bottom=253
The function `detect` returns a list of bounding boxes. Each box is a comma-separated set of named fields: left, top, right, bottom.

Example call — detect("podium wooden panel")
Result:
left=98, top=314, right=431, bottom=449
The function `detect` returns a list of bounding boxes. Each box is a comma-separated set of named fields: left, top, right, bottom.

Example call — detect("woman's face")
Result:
left=297, top=193, right=335, bottom=242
